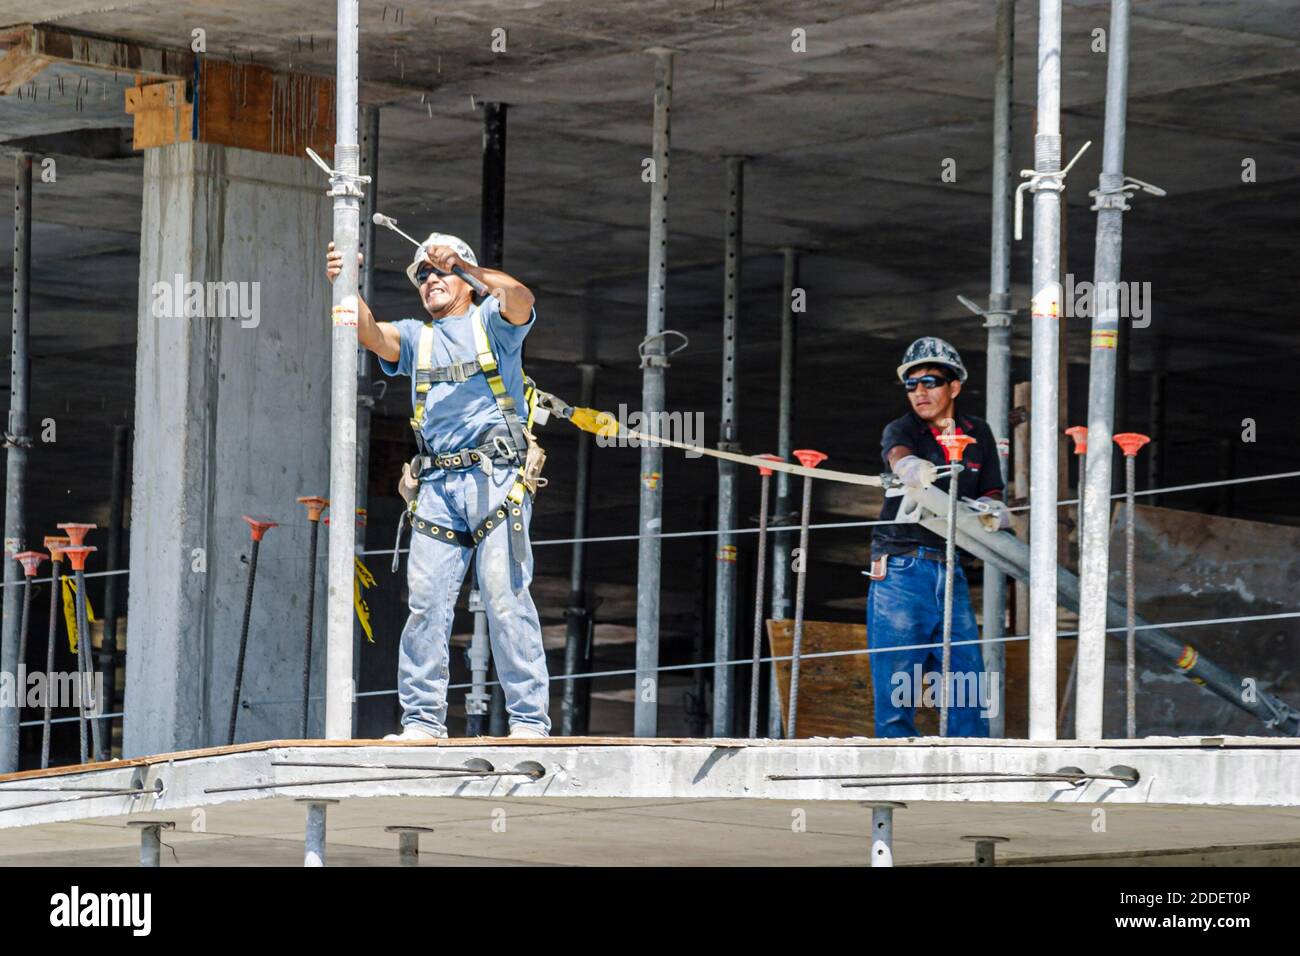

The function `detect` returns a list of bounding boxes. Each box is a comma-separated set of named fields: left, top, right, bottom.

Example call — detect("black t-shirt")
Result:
left=870, top=410, right=1005, bottom=558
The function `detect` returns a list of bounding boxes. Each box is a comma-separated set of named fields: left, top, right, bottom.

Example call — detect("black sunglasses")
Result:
left=415, top=264, right=449, bottom=284
left=903, top=373, right=953, bottom=392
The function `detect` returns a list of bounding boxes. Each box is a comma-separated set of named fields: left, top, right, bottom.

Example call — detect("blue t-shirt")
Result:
left=379, top=295, right=534, bottom=455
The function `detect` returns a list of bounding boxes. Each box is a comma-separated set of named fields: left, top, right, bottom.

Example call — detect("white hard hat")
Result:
left=405, top=233, right=478, bottom=289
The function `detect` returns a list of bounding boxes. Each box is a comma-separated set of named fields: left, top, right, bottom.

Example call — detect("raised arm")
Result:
left=422, top=245, right=536, bottom=325
left=325, top=241, right=401, bottom=362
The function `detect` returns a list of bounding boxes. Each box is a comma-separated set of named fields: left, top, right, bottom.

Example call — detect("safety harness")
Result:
left=397, top=303, right=544, bottom=566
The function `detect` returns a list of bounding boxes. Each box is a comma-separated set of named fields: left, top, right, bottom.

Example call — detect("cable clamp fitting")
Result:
left=1089, top=174, right=1167, bottom=212
left=305, top=147, right=371, bottom=198
left=957, top=294, right=1014, bottom=329
left=1014, top=140, right=1092, bottom=240
left=638, top=329, right=689, bottom=369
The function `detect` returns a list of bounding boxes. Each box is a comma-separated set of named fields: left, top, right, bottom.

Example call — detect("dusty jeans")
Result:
left=398, top=465, right=550, bottom=736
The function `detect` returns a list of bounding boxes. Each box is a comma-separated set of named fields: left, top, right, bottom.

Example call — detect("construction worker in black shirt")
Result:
left=866, top=337, right=1010, bottom=737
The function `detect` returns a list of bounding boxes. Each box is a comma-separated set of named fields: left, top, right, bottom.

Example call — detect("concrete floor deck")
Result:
left=2, top=736, right=1299, bottom=865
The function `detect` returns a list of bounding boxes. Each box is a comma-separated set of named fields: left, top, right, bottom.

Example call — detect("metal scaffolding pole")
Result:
left=1076, top=0, right=1134, bottom=741
left=561, top=363, right=597, bottom=736
left=982, top=0, right=1015, bottom=739
left=481, top=103, right=507, bottom=269
left=99, top=424, right=130, bottom=759
left=768, top=247, right=797, bottom=738
left=481, top=100, right=510, bottom=735
left=1, top=152, right=32, bottom=774
left=325, top=0, right=361, bottom=740
left=354, top=104, right=379, bottom=733
left=1027, top=0, right=1064, bottom=740
left=712, top=156, right=743, bottom=737
left=635, top=49, right=673, bottom=738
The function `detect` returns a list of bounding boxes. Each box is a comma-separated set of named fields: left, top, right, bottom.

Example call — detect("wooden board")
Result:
left=767, top=619, right=937, bottom=738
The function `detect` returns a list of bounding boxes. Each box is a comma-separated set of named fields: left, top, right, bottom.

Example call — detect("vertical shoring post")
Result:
left=41, top=551, right=62, bottom=769
left=1125, top=449, right=1137, bottom=738
left=983, top=0, right=1015, bottom=738
left=354, top=105, right=380, bottom=732
left=99, top=424, right=130, bottom=760
left=635, top=50, right=673, bottom=738
left=1027, top=0, right=1064, bottom=741
left=748, top=459, right=776, bottom=738
left=561, top=363, right=597, bottom=736
left=1, top=152, right=32, bottom=773
left=481, top=102, right=509, bottom=736
left=768, top=247, right=797, bottom=737
left=326, top=0, right=361, bottom=741
left=481, top=103, right=507, bottom=269
left=713, top=156, right=743, bottom=736
left=1076, top=0, right=1133, bottom=740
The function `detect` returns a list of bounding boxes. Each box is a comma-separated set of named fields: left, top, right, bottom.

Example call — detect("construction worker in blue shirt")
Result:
left=866, top=337, right=1011, bottom=738
left=326, top=233, right=550, bottom=740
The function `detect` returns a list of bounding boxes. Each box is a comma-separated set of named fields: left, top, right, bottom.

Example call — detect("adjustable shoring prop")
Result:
left=229, top=516, right=277, bottom=745
left=748, top=455, right=782, bottom=738
left=934, top=430, right=976, bottom=736
left=59, top=522, right=100, bottom=763
left=41, top=536, right=69, bottom=768
left=1114, top=432, right=1151, bottom=739
left=296, top=496, right=329, bottom=738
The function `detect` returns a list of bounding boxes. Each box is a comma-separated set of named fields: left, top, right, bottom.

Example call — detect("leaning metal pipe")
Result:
left=1, top=152, right=33, bottom=774
left=1076, top=0, right=1134, bottom=741
left=1027, top=0, right=1064, bottom=741
left=635, top=49, right=673, bottom=738
left=713, top=156, right=743, bottom=736
left=983, top=0, right=1015, bottom=738
left=909, top=486, right=1300, bottom=735
left=326, top=0, right=362, bottom=740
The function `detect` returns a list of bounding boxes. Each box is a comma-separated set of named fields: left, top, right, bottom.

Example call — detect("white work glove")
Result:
left=970, top=495, right=1012, bottom=532
left=893, top=454, right=938, bottom=490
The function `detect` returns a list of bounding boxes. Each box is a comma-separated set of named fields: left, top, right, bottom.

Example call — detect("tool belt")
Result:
left=415, top=431, right=521, bottom=478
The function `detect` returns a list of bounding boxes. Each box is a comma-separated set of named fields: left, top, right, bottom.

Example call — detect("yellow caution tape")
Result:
left=354, top=556, right=376, bottom=643
left=61, top=578, right=97, bottom=654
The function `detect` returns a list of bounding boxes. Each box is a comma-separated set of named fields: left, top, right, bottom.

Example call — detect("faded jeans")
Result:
left=398, top=465, right=551, bottom=736
left=866, top=549, right=991, bottom=738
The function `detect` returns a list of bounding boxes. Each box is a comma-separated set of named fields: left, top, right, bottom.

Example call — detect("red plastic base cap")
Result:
left=61, top=544, right=97, bottom=572
left=56, top=523, right=97, bottom=546
left=296, top=496, right=330, bottom=522
left=793, top=449, right=827, bottom=469
left=14, top=550, right=46, bottom=577
left=43, top=536, right=71, bottom=561
left=935, top=433, right=977, bottom=463
left=1064, top=425, right=1088, bottom=456
left=1113, top=432, right=1151, bottom=457
left=242, top=515, right=279, bottom=541
left=755, top=453, right=784, bottom=477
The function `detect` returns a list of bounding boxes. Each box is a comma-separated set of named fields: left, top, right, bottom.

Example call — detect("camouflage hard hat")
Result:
left=897, top=337, right=968, bottom=383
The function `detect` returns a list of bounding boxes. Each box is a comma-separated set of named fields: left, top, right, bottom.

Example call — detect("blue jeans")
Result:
left=399, top=465, right=551, bottom=735
left=866, top=550, right=991, bottom=738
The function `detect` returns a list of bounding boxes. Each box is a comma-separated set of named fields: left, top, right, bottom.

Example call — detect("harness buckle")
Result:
left=492, top=435, right=516, bottom=462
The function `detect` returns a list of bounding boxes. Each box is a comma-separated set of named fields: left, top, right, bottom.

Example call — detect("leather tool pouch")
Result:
left=866, top=555, right=888, bottom=581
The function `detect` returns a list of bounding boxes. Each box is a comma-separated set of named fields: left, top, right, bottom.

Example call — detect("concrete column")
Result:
left=123, top=143, right=332, bottom=758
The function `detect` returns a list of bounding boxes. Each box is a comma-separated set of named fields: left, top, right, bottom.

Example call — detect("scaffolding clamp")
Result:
left=957, top=294, right=1014, bottom=329
left=305, top=147, right=371, bottom=198
left=638, top=329, right=689, bottom=369
left=1089, top=173, right=1167, bottom=212
left=1014, top=140, right=1092, bottom=240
